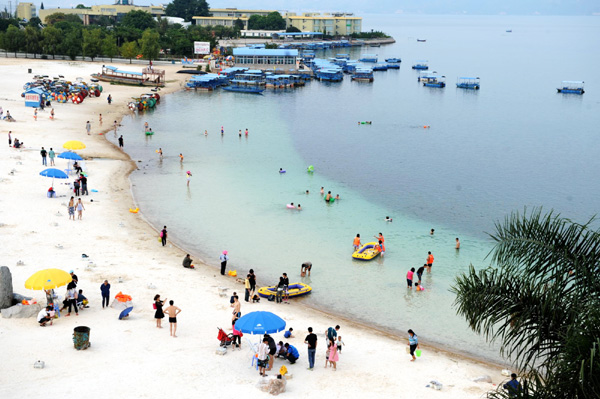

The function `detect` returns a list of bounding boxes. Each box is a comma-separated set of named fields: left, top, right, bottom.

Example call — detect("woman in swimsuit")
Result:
left=76, top=198, right=85, bottom=220
left=154, top=294, right=166, bottom=328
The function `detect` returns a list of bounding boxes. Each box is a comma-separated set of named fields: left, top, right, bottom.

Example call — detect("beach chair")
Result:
left=245, top=337, right=259, bottom=369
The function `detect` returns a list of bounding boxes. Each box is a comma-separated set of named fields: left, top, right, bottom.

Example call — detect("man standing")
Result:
left=244, top=274, right=251, bottom=302
left=426, top=251, right=434, bottom=273
left=118, top=135, right=124, bottom=148
left=304, top=327, right=317, bottom=370
left=85, top=121, right=91, bottom=135
left=100, top=280, right=110, bottom=308
left=503, top=373, right=521, bottom=397
left=161, top=226, right=167, bottom=246
left=231, top=295, right=241, bottom=325
left=69, top=270, right=78, bottom=287
left=164, top=300, right=181, bottom=338
left=265, top=334, right=277, bottom=371
left=219, top=250, right=229, bottom=275
left=257, top=337, right=270, bottom=377
left=79, top=174, right=88, bottom=195
left=48, top=148, right=55, bottom=166
left=40, top=147, right=47, bottom=166
left=416, top=264, right=426, bottom=284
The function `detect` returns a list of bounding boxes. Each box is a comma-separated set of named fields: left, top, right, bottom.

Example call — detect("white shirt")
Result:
left=37, top=309, right=49, bottom=322
left=257, top=342, right=269, bottom=360
left=67, top=288, right=77, bottom=300
left=219, top=254, right=229, bottom=262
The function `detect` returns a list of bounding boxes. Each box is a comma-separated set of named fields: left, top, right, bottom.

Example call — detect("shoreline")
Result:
left=1, top=58, right=506, bottom=398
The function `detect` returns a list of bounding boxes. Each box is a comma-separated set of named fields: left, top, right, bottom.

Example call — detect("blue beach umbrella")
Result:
left=234, top=311, right=286, bottom=335
left=40, top=167, right=69, bottom=187
left=119, top=307, right=133, bottom=320
left=57, top=151, right=82, bottom=161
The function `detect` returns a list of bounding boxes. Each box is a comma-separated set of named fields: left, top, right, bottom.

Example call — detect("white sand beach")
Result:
left=0, top=58, right=504, bottom=398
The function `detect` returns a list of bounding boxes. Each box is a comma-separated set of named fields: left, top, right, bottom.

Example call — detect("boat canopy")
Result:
left=458, top=77, right=480, bottom=80
left=561, top=81, right=584, bottom=84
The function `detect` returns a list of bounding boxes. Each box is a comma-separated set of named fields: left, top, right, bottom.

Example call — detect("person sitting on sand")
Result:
left=276, top=341, right=287, bottom=358
left=284, top=343, right=300, bottom=364
left=77, top=289, right=89, bottom=308
left=284, top=328, right=294, bottom=339
left=182, top=254, right=193, bottom=269
left=37, top=306, right=54, bottom=327
left=252, top=294, right=261, bottom=303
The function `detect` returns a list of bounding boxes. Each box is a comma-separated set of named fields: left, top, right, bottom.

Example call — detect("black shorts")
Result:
left=427, top=263, right=432, bottom=267
left=257, top=359, right=268, bottom=368
left=410, top=344, right=418, bottom=356
left=407, top=279, right=413, bottom=287
left=269, top=348, right=277, bottom=356
left=169, top=317, right=177, bottom=323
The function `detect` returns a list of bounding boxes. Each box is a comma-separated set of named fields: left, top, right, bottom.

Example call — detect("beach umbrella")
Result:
left=119, top=307, right=133, bottom=320
left=234, top=311, right=286, bottom=335
left=57, top=151, right=82, bottom=161
left=63, top=140, right=86, bottom=150
left=25, top=268, right=72, bottom=290
left=39, top=167, right=69, bottom=187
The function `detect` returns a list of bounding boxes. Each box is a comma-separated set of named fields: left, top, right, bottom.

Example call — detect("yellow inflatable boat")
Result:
left=258, top=283, right=312, bottom=299
left=352, top=242, right=381, bottom=260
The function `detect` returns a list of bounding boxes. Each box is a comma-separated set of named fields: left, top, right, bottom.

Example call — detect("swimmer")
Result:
left=186, top=171, right=192, bottom=186
left=148, top=128, right=153, bottom=135
left=385, top=216, right=393, bottom=222
left=144, top=122, right=149, bottom=131
left=335, top=194, right=340, bottom=200
left=325, top=191, right=332, bottom=201
left=287, top=203, right=294, bottom=209
left=297, top=204, right=302, bottom=210
left=320, top=187, right=324, bottom=195
left=158, top=148, right=163, bottom=159
left=221, top=126, right=224, bottom=135
left=415, top=283, right=425, bottom=291
left=430, top=228, right=435, bottom=235
left=239, top=130, right=242, bottom=137
left=306, top=190, right=310, bottom=195
left=456, top=237, right=460, bottom=250
left=204, top=130, right=208, bottom=136
left=245, top=128, right=248, bottom=136
left=353, top=234, right=361, bottom=251
left=279, top=168, right=286, bottom=173
left=179, top=153, right=184, bottom=163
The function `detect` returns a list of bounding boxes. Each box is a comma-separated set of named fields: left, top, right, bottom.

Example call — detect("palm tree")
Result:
left=452, top=208, right=600, bottom=398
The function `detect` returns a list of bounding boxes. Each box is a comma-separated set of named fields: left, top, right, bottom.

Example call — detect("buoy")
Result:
left=129, top=208, right=139, bottom=213
left=423, top=125, right=430, bottom=128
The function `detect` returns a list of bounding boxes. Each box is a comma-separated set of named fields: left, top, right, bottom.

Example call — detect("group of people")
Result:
left=40, top=147, right=55, bottom=166
left=352, top=232, right=386, bottom=256
left=67, top=196, right=85, bottom=220
left=153, top=294, right=182, bottom=337
left=8, top=131, right=23, bottom=148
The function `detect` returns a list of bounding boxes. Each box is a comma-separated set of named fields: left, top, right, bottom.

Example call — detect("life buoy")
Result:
left=129, top=207, right=139, bottom=213
left=95, top=89, right=100, bottom=97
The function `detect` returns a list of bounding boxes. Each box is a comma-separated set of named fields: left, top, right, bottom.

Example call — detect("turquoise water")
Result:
left=109, top=15, right=600, bottom=362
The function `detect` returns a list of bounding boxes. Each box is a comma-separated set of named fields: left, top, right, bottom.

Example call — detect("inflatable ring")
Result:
left=129, top=208, right=139, bottom=213
left=307, top=165, right=314, bottom=172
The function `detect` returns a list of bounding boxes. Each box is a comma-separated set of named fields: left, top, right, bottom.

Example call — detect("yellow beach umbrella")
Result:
left=63, top=140, right=86, bottom=150
left=25, top=268, right=72, bottom=290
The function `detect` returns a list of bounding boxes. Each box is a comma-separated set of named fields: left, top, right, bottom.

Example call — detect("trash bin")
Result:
left=28, top=68, right=32, bottom=73
left=171, top=60, right=175, bottom=64
left=73, top=326, right=91, bottom=350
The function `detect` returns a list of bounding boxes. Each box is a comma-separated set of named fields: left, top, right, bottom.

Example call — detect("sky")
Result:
left=5, top=0, right=599, bottom=15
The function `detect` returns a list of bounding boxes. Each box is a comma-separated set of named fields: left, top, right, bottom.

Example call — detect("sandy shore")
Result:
left=0, top=58, right=504, bottom=398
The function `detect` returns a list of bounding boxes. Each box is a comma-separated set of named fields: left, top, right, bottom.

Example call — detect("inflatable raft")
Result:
left=258, top=283, right=312, bottom=299
left=352, top=242, right=381, bottom=260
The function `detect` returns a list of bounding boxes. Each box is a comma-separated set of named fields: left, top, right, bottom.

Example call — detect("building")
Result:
left=241, top=30, right=285, bottom=38
left=209, top=8, right=276, bottom=18
left=192, top=16, right=248, bottom=29
left=286, top=13, right=361, bottom=36
left=16, top=2, right=37, bottom=21
left=38, top=1, right=165, bottom=25
left=233, top=48, right=298, bottom=70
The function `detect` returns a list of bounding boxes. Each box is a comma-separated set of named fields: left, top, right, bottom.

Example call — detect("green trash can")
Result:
left=73, top=326, right=91, bottom=350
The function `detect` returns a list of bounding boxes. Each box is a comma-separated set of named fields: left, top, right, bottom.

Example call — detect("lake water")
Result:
left=109, top=15, right=600, bottom=363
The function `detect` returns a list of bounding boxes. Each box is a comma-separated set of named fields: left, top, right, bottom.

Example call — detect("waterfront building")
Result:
left=233, top=48, right=299, bottom=70
left=192, top=16, right=249, bottom=29
left=16, top=2, right=36, bottom=20
left=209, top=8, right=276, bottom=18
left=285, top=13, right=361, bottom=35
left=38, top=0, right=165, bottom=25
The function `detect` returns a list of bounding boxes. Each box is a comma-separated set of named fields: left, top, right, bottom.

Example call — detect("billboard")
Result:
left=194, top=42, right=210, bottom=55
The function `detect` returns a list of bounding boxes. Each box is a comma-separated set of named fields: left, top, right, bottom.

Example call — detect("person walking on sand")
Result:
left=161, top=226, right=167, bottom=246
left=154, top=294, right=166, bottom=328
left=85, top=121, right=91, bottom=135
left=164, top=300, right=181, bottom=337
left=244, top=274, right=251, bottom=302
left=34, top=108, right=38, bottom=121
left=79, top=174, right=88, bottom=195
left=65, top=282, right=78, bottom=317
left=107, top=94, right=112, bottom=105
left=426, top=251, right=434, bottom=273
left=328, top=338, right=339, bottom=370
left=219, top=250, right=229, bottom=275
left=248, top=269, right=257, bottom=297
left=50, top=108, right=55, bottom=120
left=456, top=237, right=460, bottom=250
left=100, top=280, right=110, bottom=308
left=48, top=148, right=55, bottom=166
left=113, top=121, right=118, bottom=135
left=257, top=337, right=270, bottom=377
left=407, top=329, right=420, bottom=361
left=76, top=198, right=85, bottom=220
left=304, top=326, right=317, bottom=370
left=8, top=131, right=11, bottom=147
left=99, top=114, right=103, bottom=124
left=231, top=295, right=241, bottom=325
left=40, top=147, right=47, bottom=166
left=68, top=196, right=75, bottom=220
left=118, top=135, right=123, bottom=148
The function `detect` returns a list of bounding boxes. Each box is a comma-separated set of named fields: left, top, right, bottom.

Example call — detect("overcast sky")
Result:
left=7, top=0, right=599, bottom=15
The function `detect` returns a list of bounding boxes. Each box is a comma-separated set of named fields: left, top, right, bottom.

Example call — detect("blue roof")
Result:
left=25, top=87, right=46, bottom=94
left=233, top=48, right=299, bottom=57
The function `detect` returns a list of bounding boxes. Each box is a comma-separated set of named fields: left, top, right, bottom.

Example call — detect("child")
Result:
left=284, top=327, right=294, bottom=339
left=325, top=339, right=332, bottom=368
left=415, top=283, right=425, bottom=291
left=337, top=336, right=345, bottom=353
left=252, top=294, right=261, bottom=303
left=407, top=268, right=415, bottom=289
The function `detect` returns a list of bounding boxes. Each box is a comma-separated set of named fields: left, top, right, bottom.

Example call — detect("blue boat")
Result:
left=456, top=77, right=481, bottom=90
left=359, top=54, right=378, bottom=63
left=385, top=58, right=401, bottom=63
left=423, top=75, right=446, bottom=88
left=557, top=81, right=584, bottom=94
left=336, top=53, right=350, bottom=60
left=223, top=85, right=264, bottom=94
left=386, top=63, right=400, bottom=69
left=372, top=64, right=388, bottom=71
left=351, top=68, right=374, bottom=82
left=412, top=60, right=429, bottom=70
left=316, top=69, right=344, bottom=82
left=185, top=74, right=227, bottom=90
left=343, top=62, right=357, bottom=74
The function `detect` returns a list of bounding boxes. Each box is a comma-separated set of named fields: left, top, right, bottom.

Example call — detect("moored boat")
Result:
left=359, top=54, right=378, bottom=63
left=352, top=242, right=381, bottom=261
left=258, top=283, right=312, bottom=298
left=557, top=81, right=584, bottom=94
left=423, top=75, right=446, bottom=88
left=412, top=60, right=429, bottom=70
left=456, top=77, right=480, bottom=90
left=223, top=85, right=264, bottom=94
left=385, top=58, right=401, bottom=63
left=351, top=68, right=374, bottom=82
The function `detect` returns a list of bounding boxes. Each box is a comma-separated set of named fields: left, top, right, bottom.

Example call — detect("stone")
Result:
left=473, top=375, right=492, bottom=383
left=0, top=266, right=14, bottom=309
left=13, top=293, right=33, bottom=303
left=1, top=303, right=42, bottom=318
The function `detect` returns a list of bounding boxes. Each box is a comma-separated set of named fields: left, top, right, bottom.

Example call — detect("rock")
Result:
left=0, top=266, right=14, bottom=309
left=267, top=377, right=286, bottom=396
left=473, top=375, right=492, bottom=383
left=1, top=303, right=42, bottom=318
left=501, top=369, right=512, bottom=377
left=13, top=293, right=33, bottom=302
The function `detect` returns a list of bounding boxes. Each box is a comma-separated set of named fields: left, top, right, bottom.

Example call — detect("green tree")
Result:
left=120, top=40, right=139, bottom=64
left=0, top=18, right=20, bottom=32
left=82, top=28, right=102, bottom=61
left=140, top=29, right=160, bottom=60
left=75, top=4, right=90, bottom=9
left=165, top=0, right=209, bottom=22
left=102, top=33, right=118, bottom=62
left=62, top=29, right=82, bottom=60
left=286, top=26, right=301, bottom=33
left=42, top=25, right=61, bottom=59
left=452, top=208, right=600, bottom=399
left=248, top=12, right=285, bottom=30
left=121, top=10, right=156, bottom=31
left=44, top=12, right=83, bottom=25
left=234, top=18, right=244, bottom=31
left=27, top=17, right=42, bottom=28
left=264, top=43, right=278, bottom=49
left=4, top=25, right=25, bottom=57
left=248, top=15, right=264, bottom=30
left=24, top=26, right=42, bottom=58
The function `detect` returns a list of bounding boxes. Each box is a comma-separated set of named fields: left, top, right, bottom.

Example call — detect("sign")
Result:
left=194, top=42, right=210, bottom=55
left=25, top=93, right=40, bottom=102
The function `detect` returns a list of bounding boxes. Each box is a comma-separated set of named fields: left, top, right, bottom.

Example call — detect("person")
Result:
left=50, top=108, right=55, bottom=120
left=107, top=94, right=112, bottom=104
left=79, top=174, right=88, bottom=195
left=45, top=289, right=55, bottom=306
left=65, top=197, right=74, bottom=220
left=327, top=325, right=340, bottom=342
left=320, top=187, right=324, bottom=195
left=65, top=282, right=78, bottom=316
left=221, top=126, right=224, bottom=135
left=48, top=148, right=55, bottom=166
left=40, top=147, right=47, bottom=166
left=164, top=300, right=181, bottom=338
left=353, top=234, right=361, bottom=251
left=238, top=130, right=242, bottom=137
left=161, top=226, right=167, bottom=246
left=158, top=148, right=163, bottom=160
left=301, top=261, right=312, bottom=277
left=276, top=341, right=287, bottom=358
left=335, top=194, right=340, bottom=200
left=154, top=294, right=166, bottom=328
left=77, top=289, right=89, bottom=308
left=85, top=121, right=91, bottom=135
left=182, top=254, right=193, bottom=269
left=204, top=130, right=208, bottom=136
left=229, top=292, right=237, bottom=305
left=100, top=280, right=110, bottom=308
left=69, top=270, right=78, bottom=286
left=7, top=131, right=11, bottom=147
left=219, top=251, right=229, bottom=275
left=113, top=120, right=118, bottom=135
left=99, top=114, right=103, bottom=124
left=378, top=239, right=386, bottom=257
left=304, top=327, right=317, bottom=370
left=245, top=128, right=248, bottom=136
left=118, top=135, right=123, bottom=148
left=231, top=295, right=241, bottom=325
left=186, top=171, right=192, bottom=187
left=426, top=251, right=434, bottom=272
left=34, top=108, right=38, bottom=121
left=385, top=216, right=393, bottom=222
left=232, top=324, right=243, bottom=349
left=37, top=306, right=54, bottom=327
left=252, top=294, right=260, bottom=303
left=76, top=198, right=85, bottom=220
left=47, top=187, right=56, bottom=198
left=456, top=237, right=460, bottom=250
left=305, top=190, right=309, bottom=194
left=282, top=273, right=290, bottom=302
left=337, top=336, right=345, bottom=353
left=284, top=328, right=294, bottom=339
left=244, top=275, right=251, bottom=302
left=417, top=264, right=426, bottom=283
left=297, top=204, right=302, bottom=210
left=179, top=153, right=184, bottom=163
left=325, top=191, right=332, bottom=201
left=276, top=277, right=285, bottom=303
left=407, top=267, right=415, bottom=288
left=265, top=334, right=277, bottom=371
left=248, top=269, right=257, bottom=297
left=407, top=329, right=420, bottom=361
left=375, top=232, right=385, bottom=243
left=325, top=339, right=332, bottom=368
left=430, top=228, right=435, bottom=235
left=144, top=122, right=149, bottom=132
left=328, top=338, right=339, bottom=370
left=73, top=179, right=80, bottom=196
left=415, top=282, right=425, bottom=291
left=73, top=161, right=82, bottom=175
left=284, top=343, right=299, bottom=364
left=503, top=373, right=521, bottom=397
left=257, top=338, right=270, bottom=377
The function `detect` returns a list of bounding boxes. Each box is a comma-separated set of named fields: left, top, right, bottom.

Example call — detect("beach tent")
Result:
left=25, top=269, right=72, bottom=290
left=234, top=311, right=286, bottom=335
left=24, top=87, right=47, bottom=108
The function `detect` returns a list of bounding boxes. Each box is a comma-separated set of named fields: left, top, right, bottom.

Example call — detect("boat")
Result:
left=351, top=68, right=374, bottom=82
left=257, top=283, right=312, bottom=299
left=386, top=63, right=400, bottom=69
left=372, top=64, right=389, bottom=71
left=315, top=69, right=344, bottom=82
left=352, top=242, right=381, bottom=261
left=417, top=39, right=426, bottom=42
left=506, top=30, right=512, bottom=33
left=385, top=58, right=401, bottom=63
left=223, top=85, right=264, bottom=94
left=456, top=77, right=481, bottom=90
left=370, top=43, right=381, bottom=47
left=91, top=65, right=165, bottom=87
left=359, top=54, right=378, bottom=63
left=423, top=75, right=446, bottom=88
left=557, top=81, right=584, bottom=94
left=412, top=60, right=429, bottom=70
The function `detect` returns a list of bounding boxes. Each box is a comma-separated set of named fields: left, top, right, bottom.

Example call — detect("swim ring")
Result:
left=279, top=169, right=286, bottom=173
left=286, top=204, right=295, bottom=209
left=129, top=207, right=139, bottom=213
left=307, top=165, right=314, bottom=173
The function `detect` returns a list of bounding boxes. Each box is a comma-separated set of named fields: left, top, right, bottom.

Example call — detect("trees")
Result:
left=140, top=29, right=160, bottom=60
left=121, top=10, right=157, bottom=31
left=4, top=25, right=25, bottom=57
left=452, top=208, right=600, bottom=398
left=234, top=18, right=244, bottom=31
left=165, top=0, right=209, bottom=22
left=42, top=26, right=61, bottom=59
left=248, top=12, right=285, bottom=30
left=44, top=12, right=83, bottom=25
left=286, top=26, right=301, bottom=33
left=120, top=41, right=139, bottom=64
left=102, top=33, right=118, bottom=62
left=24, top=26, right=42, bottom=58
left=62, top=29, right=82, bottom=60
left=82, top=28, right=102, bottom=61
